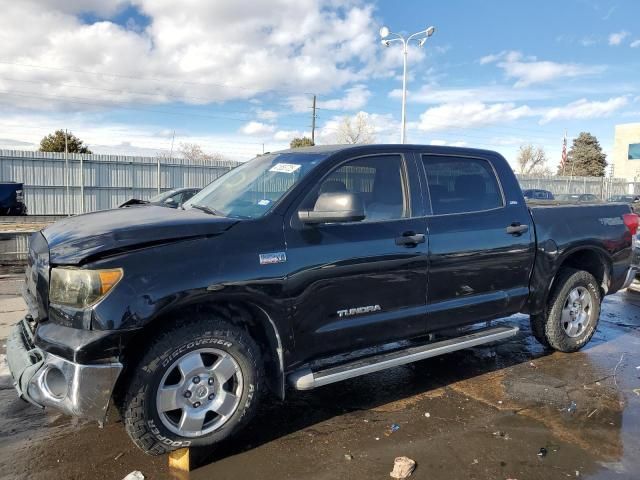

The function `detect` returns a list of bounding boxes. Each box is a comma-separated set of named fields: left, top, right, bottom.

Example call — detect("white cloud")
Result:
left=540, top=96, right=629, bottom=124
left=0, top=0, right=385, bottom=110
left=255, top=109, right=279, bottom=121
left=429, top=139, right=467, bottom=147
left=416, top=102, right=534, bottom=132
left=0, top=112, right=283, bottom=160
left=273, top=129, right=310, bottom=141
left=631, top=39, right=640, bottom=48
left=239, top=121, right=276, bottom=136
left=390, top=84, right=552, bottom=104
left=580, top=36, right=598, bottom=47
left=608, top=31, right=629, bottom=46
left=318, top=84, right=371, bottom=111
left=479, top=50, right=603, bottom=87
left=287, top=84, right=371, bottom=113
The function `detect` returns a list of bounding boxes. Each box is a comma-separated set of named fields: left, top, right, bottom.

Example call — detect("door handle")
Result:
left=395, top=232, right=426, bottom=246
left=506, top=223, right=529, bottom=235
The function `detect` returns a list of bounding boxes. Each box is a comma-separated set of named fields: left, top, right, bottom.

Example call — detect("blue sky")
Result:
left=0, top=0, right=638, bottom=169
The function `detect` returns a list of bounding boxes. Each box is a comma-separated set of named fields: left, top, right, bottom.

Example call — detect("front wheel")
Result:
left=120, top=318, right=263, bottom=455
left=531, top=268, right=601, bottom=352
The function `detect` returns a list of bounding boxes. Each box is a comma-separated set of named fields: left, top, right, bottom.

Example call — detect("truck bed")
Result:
left=525, top=200, right=634, bottom=313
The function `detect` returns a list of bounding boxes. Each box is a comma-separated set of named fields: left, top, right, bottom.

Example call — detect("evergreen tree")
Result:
left=290, top=137, right=314, bottom=148
left=559, top=132, right=606, bottom=176
left=39, top=130, right=92, bottom=154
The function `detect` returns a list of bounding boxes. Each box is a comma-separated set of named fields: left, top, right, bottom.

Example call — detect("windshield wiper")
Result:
left=190, top=204, right=225, bottom=216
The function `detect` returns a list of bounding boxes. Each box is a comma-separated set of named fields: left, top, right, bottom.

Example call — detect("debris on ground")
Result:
left=390, top=456, right=416, bottom=479
left=492, top=431, right=510, bottom=440
left=567, top=401, right=577, bottom=414
left=385, top=423, right=401, bottom=436
left=633, top=389, right=640, bottom=396
left=122, top=472, right=144, bottom=480
left=537, top=447, right=548, bottom=458
left=344, top=454, right=353, bottom=461
left=424, top=412, right=430, bottom=418
left=587, top=409, right=598, bottom=418
left=114, top=452, right=125, bottom=461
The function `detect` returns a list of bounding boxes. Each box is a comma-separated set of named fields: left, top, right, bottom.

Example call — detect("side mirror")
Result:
left=298, top=192, right=365, bottom=225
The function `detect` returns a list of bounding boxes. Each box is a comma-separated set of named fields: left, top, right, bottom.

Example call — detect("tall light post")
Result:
left=380, top=25, right=435, bottom=144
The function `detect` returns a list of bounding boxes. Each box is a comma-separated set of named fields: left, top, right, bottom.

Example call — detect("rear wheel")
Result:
left=121, top=318, right=263, bottom=455
left=530, top=268, right=601, bottom=352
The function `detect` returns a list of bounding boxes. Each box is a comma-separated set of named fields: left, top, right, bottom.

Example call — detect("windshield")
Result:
left=149, top=190, right=175, bottom=202
left=183, top=152, right=327, bottom=219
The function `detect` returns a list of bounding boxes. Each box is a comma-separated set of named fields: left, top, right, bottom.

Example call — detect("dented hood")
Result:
left=42, top=205, right=239, bottom=265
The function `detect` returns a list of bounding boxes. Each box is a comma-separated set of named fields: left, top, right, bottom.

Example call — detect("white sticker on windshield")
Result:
left=269, top=163, right=301, bottom=173
left=258, top=199, right=271, bottom=206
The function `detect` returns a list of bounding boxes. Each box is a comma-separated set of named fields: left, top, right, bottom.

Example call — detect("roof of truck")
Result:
left=272, top=144, right=500, bottom=157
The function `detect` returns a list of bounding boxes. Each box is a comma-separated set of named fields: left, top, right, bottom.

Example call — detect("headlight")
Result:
left=49, top=268, right=123, bottom=308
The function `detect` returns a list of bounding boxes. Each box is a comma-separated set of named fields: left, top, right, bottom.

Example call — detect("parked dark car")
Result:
left=522, top=188, right=554, bottom=200
left=0, top=181, right=27, bottom=215
left=609, top=194, right=640, bottom=204
left=555, top=193, right=600, bottom=202
left=7, top=144, right=639, bottom=455
left=149, top=187, right=201, bottom=207
left=120, top=187, right=201, bottom=208
left=609, top=194, right=640, bottom=215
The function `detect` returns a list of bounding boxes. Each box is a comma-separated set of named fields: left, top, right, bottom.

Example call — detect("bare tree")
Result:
left=333, top=112, right=376, bottom=144
left=178, top=143, right=225, bottom=163
left=517, top=144, right=551, bottom=175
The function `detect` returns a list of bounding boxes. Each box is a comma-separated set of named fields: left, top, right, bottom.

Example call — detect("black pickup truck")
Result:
left=7, top=145, right=639, bottom=455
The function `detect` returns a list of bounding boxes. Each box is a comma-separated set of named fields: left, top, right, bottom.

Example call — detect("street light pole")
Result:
left=401, top=41, right=408, bottom=144
left=380, top=25, right=435, bottom=144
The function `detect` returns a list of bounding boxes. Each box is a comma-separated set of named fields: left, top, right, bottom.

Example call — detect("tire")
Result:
left=529, top=313, right=550, bottom=348
left=531, top=268, right=601, bottom=353
left=120, top=318, right=264, bottom=455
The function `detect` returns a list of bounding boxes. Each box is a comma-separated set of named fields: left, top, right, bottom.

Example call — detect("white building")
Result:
left=612, top=123, right=640, bottom=180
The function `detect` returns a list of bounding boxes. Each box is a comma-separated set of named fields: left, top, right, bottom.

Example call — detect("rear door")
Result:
left=420, top=153, right=535, bottom=330
left=284, top=152, right=429, bottom=362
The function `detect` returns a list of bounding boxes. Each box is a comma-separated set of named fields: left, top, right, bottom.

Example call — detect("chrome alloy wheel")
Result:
left=561, top=286, right=593, bottom=338
left=156, top=348, right=244, bottom=437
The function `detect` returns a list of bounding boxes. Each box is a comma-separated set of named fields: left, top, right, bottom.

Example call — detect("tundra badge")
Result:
left=337, top=305, right=382, bottom=317
left=259, top=252, right=287, bottom=265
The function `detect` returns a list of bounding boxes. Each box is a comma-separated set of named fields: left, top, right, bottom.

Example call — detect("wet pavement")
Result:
left=1, top=276, right=640, bottom=480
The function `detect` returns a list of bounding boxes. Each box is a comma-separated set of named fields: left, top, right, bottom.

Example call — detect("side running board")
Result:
left=289, top=325, right=519, bottom=390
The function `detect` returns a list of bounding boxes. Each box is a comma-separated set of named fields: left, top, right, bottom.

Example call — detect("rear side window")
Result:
left=422, top=156, right=503, bottom=215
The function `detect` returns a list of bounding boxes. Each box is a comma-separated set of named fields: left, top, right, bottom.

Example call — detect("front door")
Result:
left=284, top=152, right=429, bottom=364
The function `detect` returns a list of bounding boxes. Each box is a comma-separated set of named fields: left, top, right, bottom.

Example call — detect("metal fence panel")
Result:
left=1, top=149, right=238, bottom=214
left=516, top=175, right=635, bottom=200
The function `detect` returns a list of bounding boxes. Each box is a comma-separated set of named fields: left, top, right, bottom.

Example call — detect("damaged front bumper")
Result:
left=6, top=317, right=123, bottom=422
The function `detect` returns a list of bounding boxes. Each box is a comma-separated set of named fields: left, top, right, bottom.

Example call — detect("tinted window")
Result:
left=312, top=155, right=408, bottom=222
left=422, top=156, right=503, bottom=215
left=182, top=190, right=198, bottom=202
